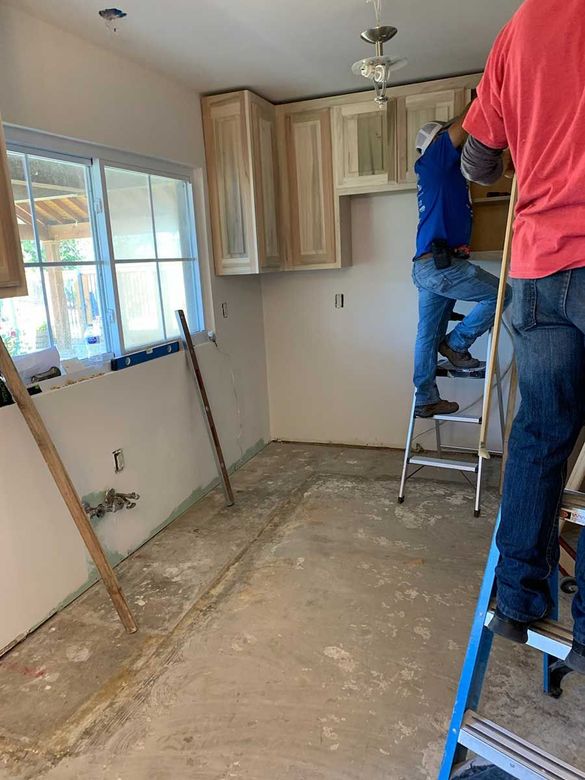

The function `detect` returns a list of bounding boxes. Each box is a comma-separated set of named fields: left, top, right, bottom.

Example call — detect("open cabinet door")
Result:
left=0, top=117, right=26, bottom=299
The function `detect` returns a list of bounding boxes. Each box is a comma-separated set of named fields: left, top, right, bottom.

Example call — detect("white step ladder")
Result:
left=398, top=327, right=506, bottom=517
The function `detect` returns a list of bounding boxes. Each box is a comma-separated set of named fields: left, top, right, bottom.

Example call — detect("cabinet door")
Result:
left=286, top=109, right=336, bottom=268
left=332, top=100, right=397, bottom=190
left=397, top=89, right=466, bottom=183
left=0, top=119, right=26, bottom=298
left=202, top=94, right=257, bottom=275
left=249, top=97, right=283, bottom=271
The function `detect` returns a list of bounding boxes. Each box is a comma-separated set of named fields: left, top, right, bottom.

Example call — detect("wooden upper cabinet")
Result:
left=285, top=108, right=337, bottom=269
left=202, top=91, right=283, bottom=275
left=332, top=100, right=397, bottom=190
left=0, top=119, right=27, bottom=299
left=397, top=88, right=466, bottom=183
left=249, top=96, right=283, bottom=272
left=202, top=77, right=481, bottom=274
left=470, top=172, right=513, bottom=254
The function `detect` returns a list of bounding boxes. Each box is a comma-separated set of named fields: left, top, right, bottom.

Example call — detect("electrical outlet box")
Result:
left=221, top=302, right=229, bottom=319
left=113, top=449, right=125, bottom=473
left=335, top=293, right=344, bottom=309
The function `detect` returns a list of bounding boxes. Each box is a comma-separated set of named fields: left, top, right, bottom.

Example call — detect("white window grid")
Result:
left=6, top=130, right=204, bottom=359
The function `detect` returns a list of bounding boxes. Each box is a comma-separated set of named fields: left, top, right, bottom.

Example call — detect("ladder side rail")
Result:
left=543, top=566, right=560, bottom=695
left=398, top=393, right=418, bottom=503
left=438, top=513, right=501, bottom=779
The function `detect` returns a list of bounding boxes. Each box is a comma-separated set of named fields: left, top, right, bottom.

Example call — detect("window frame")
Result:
left=4, top=124, right=206, bottom=360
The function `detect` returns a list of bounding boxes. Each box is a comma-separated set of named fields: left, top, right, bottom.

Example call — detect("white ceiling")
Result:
left=8, top=0, right=523, bottom=101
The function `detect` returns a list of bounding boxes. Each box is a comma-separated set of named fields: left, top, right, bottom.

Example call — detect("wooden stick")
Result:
left=498, top=358, right=518, bottom=493
left=0, top=337, right=137, bottom=634
left=566, top=441, right=585, bottom=492
left=176, top=310, right=235, bottom=507
left=478, top=176, right=518, bottom=459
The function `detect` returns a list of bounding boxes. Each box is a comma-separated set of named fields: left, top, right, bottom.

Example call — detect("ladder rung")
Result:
left=561, top=490, right=585, bottom=527
left=409, top=456, right=478, bottom=473
left=486, top=609, right=572, bottom=660
left=436, top=362, right=487, bottom=379
left=446, top=445, right=504, bottom=456
left=431, top=415, right=481, bottom=424
left=459, top=711, right=585, bottom=780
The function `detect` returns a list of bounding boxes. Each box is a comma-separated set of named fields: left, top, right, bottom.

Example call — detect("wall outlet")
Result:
left=221, top=302, right=229, bottom=319
left=335, top=293, right=344, bottom=309
left=113, top=449, right=125, bottom=473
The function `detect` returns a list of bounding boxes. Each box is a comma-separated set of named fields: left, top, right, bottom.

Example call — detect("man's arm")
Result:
left=447, top=102, right=474, bottom=149
left=461, top=136, right=506, bottom=185
left=462, top=26, right=511, bottom=180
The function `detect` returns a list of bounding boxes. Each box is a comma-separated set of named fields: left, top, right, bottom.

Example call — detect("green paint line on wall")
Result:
left=32, top=438, right=268, bottom=636
left=82, top=490, right=106, bottom=508
left=122, top=438, right=267, bottom=548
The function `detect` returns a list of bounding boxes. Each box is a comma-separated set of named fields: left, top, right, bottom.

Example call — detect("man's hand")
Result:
left=502, top=149, right=515, bottom=179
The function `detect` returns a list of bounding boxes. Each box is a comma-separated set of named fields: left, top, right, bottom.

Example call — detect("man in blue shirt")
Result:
left=412, top=109, right=512, bottom=417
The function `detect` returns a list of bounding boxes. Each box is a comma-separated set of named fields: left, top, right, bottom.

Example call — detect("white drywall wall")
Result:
left=0, top=348, right=266, bottom=650
left=0, top=4, right=270, bottom=651
left=261, top=191, right=512, bottom=451
left=0, top=4, right=204, bottom=165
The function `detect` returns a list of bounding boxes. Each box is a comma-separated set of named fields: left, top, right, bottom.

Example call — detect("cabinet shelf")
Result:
left=472, top=196, right=511, bottom=204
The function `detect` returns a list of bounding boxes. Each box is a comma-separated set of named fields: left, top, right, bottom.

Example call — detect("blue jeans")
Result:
left=498, top=269, right=585, bottom=644
left=412, top=258, right=512, bottom=407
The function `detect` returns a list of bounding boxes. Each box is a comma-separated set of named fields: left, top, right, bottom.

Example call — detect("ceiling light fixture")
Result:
left=352, top=0, right=407, bottom=108
left=99, top=8, right=128, bottom=34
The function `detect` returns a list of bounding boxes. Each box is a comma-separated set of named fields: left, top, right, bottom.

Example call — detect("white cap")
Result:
left=416, top=121, right=446, bottom=155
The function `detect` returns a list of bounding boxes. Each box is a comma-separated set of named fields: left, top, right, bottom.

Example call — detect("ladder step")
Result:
left=436, top=360, right=487, bottom=379
left=459, top=711, right=585, bottom=780
left=561, top=490, right=585, bottom=527
left=486, top=609, right=572, bottom=660
left=409, top=456, right=478, bottom=473
left=431, top=414, right=481, bottom=424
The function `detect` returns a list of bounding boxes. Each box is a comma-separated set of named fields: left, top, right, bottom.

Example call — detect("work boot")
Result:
left=488, top=607, right=550, bottom=645
left=566, top=640, right=585, bottom=675
left=439, top=340, right=481, bottom=369
left=415, top=399, right=459, bottom=418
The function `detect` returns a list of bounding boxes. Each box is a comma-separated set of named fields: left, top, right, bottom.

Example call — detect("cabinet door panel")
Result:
left=250, top=99, right=283, bottom=270
left=203, top=95, right=257, bottom=275
left=216, top=115, right=247, bottom=258
left=0, top=118, right=27, bottom=298
left=286, top=109, right=336, bottom=267
left=398, top=89, right=466, bottom=183
left=333, top=100, right=397, bottom=189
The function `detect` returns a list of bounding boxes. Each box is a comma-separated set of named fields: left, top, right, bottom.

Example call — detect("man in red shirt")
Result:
left=461, top=0, right=585, bottom=674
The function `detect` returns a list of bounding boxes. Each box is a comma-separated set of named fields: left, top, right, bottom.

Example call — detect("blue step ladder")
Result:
left=439, top=497, right=585, bottom=780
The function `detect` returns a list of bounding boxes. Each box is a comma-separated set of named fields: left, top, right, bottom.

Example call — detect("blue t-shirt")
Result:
left=414, top=131, right=473, bottom=259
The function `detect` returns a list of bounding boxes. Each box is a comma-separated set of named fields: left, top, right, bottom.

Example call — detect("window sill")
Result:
left=28, top=331, right=212, bottom=394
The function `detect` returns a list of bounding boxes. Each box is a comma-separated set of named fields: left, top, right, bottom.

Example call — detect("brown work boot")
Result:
left=415, top=399, right=460, bottom=418
left=439, top=340, right=481, bottom=369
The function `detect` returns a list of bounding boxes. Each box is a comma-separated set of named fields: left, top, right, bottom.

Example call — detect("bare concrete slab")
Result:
left=0, top=444, right=582, bottom=779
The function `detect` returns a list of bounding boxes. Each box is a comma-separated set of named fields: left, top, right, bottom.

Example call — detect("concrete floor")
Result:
left=0, top=443, right=583, bottom=779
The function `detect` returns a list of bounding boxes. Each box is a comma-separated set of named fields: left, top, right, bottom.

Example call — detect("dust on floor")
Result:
left=0, top=444, right=582, bottom=779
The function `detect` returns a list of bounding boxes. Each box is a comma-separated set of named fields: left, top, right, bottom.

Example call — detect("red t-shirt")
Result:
left=464, top=0, right=585, bottom=279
